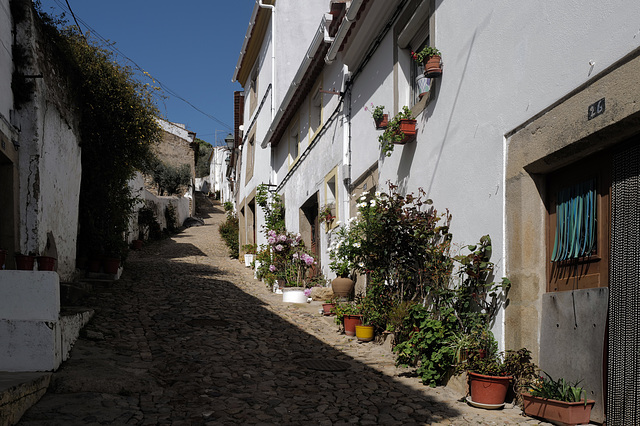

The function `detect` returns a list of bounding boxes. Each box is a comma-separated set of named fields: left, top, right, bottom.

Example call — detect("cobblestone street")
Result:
left=18, top=196, right=548, bottom=425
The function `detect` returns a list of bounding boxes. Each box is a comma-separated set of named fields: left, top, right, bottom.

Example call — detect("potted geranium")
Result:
left=411, top=46, right=442, bottom=77
left=328, top=222, right=357, bottom=298
left=319, top=203, right=335, bottom=226
left=365, top=103, right=388, bottom=129
left=378, top=106, right=417, bottom=156
left=522, top=373, right=595, bottom=425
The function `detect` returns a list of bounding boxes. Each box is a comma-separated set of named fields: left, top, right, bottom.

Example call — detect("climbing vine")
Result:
left=34, top=5, right=161, bottom=257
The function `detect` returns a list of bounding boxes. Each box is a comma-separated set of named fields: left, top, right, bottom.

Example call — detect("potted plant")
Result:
left=242, top=243, right=258, bottom=267
left=464, top=331, right=512, bottom=406
left=334, top=302, right=362, bottom=336
left=36, top=255, right=56, bottom=271
left=378, top=106, right=417, bottom=156
left=322, top=297, right=337, bottom=316
left=411, top=46, right=442, bottom=78
left=354, top=295, right=376, bottom=342
left=522, top=373, right=595, bottom=426
left=328, top=223, right=356, bottom=298
left=365, top=103, right=388, bottom=129
left=319, top=203, right=335, bottom=226
left=14, top=252, right=36, bottom=271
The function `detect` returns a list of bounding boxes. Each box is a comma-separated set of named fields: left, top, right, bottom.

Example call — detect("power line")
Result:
left=47, top=0, right=232, bottom=131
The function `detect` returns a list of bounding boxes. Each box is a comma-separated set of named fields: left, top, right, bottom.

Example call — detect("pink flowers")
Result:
left=269, top=264, right=277, bottom=272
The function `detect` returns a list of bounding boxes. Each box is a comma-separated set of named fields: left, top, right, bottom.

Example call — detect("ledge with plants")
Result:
left=378, top=106, right=417, bottom=156
left=411, top=46, right=442, bottom=78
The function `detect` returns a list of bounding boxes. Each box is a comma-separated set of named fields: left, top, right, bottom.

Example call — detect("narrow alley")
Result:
left=18, top=196, right=546, bottom=425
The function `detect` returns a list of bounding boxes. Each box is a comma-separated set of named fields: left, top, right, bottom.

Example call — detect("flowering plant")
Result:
left=328, top=220, right=359, bottom=278
left=266, top=230, right=317, bottom=287
left=411, top=46, right=441, bottom=64
left=319, top=203, right=335, bottom=225
left=364, top=103, right=386, bottom=122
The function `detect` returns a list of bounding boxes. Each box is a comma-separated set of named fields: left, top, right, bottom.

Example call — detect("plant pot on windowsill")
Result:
left=424, top=55, right=442, bottom=78
left=522, top=393, right=595, bottom=426
left=374, top=114, right=389, bottom=129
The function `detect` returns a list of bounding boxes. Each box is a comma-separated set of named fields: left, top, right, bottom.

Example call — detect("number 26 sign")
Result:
left=588, top=98, right=605, bottom=120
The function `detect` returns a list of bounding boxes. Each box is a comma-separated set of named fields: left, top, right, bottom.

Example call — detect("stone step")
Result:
left=0, top=372, right=51, bottom=426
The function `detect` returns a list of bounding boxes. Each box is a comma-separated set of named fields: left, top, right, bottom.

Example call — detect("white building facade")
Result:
left=232, top=1, right=640, bottom=423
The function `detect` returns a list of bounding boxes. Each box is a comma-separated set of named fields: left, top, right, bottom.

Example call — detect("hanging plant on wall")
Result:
left=378, top=106, right=417, bottom=156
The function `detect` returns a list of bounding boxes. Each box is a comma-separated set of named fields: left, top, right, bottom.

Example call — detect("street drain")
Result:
left=186, top=318, right=229, bottom=328
left=299, top=359, right=351, bottom=372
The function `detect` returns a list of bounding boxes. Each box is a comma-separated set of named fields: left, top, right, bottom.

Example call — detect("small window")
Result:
left=410, top=39, right=432, bottom=106
left=310, top=78, right=323, bottom=139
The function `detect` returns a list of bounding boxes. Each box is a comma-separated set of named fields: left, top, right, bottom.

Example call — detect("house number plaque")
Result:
left=588, top=98, right=605, bottom=120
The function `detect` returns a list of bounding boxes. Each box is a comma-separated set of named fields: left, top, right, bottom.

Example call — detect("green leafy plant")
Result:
left=149, top=159, right=192, bottom=196
left=242, top=243, right=258, bottom=254
left=502, top=348, right=538, bottom=406
left=378, top=106, right=415, bottom=156
left=256, top=184, right=285, bottom=234
left=393, top=304, right=458, bottom=387
left=219, top=211, right=239, bottom=259
left=333, top=301, right=360, bottom=327
left=223, top=201, right=234, bottom=212
left=364, top=103, right=386, bottom=121
left=411, top=46, right=441, bottom=63
left=529, top=373, right=588, bottom=405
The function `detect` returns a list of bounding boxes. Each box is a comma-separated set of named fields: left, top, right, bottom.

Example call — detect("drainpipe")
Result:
left=258, top=0, right=276, bottom=120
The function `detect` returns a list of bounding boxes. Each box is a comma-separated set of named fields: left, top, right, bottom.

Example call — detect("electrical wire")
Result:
left=46, top=0, right=232, bottom=131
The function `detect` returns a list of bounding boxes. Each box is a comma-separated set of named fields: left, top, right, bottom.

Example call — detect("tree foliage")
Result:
left=35, top=7, right=161, bottom=257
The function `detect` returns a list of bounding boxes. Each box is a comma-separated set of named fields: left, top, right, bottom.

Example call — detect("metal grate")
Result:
left=608, top=144, right=640, bottom=425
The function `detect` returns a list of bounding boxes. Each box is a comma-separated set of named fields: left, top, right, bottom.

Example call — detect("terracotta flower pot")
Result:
left=355, top=324, right=374, bottom=342
left=331, top=277, right=354, bottom=298
left=424, top=55, right=442, bottom=78
left=322, top=303, right=336, bottom=316
left=468, top=372, right=512, bottom=405
left=394, top=119, right=417, bottom=144
left=522, top=393, right=595, bottom=426
left=36, top=256, right=56, bottom=271
left=15, top=254, right=35, bottom=271
left=343, top=314, right=363, bottom=336
left=374, top=114, right=388, bottom=129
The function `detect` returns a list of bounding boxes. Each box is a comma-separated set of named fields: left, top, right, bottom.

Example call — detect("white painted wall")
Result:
left=0, top=271, right=92, bottom=372
left=339, top=0, right=640, bottom=348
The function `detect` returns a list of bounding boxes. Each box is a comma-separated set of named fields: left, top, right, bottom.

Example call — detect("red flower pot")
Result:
left=395, top=119, right=417, bottom=144
left=322, top=303, right=336, bottom=316
left=522, top=393, right=595, bottom=426
left=343, top=314, right=363, bottom=336
left=374, top=114, right=389, bottom=129
left=468, top=372, right=512, bottom=405
left=15, top=254, right=35, bottom=271
left=424, top=55, right=442, bottom=78
left=36, top=256, right=56, bottom=271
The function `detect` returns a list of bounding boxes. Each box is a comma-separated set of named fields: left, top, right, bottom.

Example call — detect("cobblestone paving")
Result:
left=18, top=195, right=549, bottom=425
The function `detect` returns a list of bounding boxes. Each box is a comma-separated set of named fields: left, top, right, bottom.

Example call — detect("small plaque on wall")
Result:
left=588, top=98, right=605, bottom=120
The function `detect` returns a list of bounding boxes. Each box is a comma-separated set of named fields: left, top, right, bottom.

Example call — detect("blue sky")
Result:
left=37, top=0, right=256, bottom=146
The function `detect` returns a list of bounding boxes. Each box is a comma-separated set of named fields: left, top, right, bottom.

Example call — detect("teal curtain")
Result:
left=551, top=178, right=597, bottom=262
